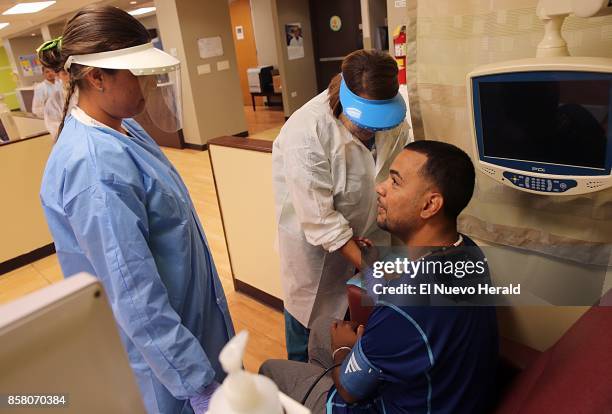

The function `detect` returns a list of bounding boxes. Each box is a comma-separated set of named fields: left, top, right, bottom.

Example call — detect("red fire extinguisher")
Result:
left=393, top=25, right=407, bottom=85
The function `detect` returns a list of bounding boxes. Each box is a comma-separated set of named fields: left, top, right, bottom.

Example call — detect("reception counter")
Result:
left=11, top=112, right=47, bottom=140
left=0, top=111, right=47, bottom=143
left=0, top=133, right=54, bottom=274
left=208, top=136, right=283, bottom=309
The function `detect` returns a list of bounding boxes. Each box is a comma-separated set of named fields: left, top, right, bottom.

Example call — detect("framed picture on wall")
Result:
left=285, top=22, right=304, bottom=60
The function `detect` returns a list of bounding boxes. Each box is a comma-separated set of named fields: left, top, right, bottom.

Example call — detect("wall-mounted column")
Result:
left=154, top=0, right=247, bottom=147
left=271, top=0, right=317, bottom=117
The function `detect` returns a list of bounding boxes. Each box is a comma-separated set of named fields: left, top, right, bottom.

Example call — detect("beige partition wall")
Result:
left=209, top=137, right=282, bottom=306
left=0, top=135, right=53, bottom=265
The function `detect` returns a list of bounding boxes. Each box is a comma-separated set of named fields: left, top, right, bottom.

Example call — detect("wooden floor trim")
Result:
left=235, top=279, right=284, bottom=311
left=0, top=244, right=56, bottom=276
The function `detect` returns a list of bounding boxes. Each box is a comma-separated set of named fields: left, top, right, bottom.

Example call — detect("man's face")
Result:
left=376, top=150, right=432, bottom=237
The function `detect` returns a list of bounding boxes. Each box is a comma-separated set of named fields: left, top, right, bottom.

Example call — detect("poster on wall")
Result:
left=18, top=54, right=43, bottom=77
left=285, top=22, right=304, bottom=60
left=198, top=36, right=224, bottom=59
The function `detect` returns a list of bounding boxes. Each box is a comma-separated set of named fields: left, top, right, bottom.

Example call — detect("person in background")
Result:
left=37, top=36, right=78, bottom=140
left=31, top=66, right=56, bottom=118
left=44, top=68, right=78, bottom=140
left=272, top=49, right=411, bottom=363
left=38, top=5, right=233, bottom=413
left=289, top=27, right=303, bottom=47
left=262, top=141, right=499, bottom=413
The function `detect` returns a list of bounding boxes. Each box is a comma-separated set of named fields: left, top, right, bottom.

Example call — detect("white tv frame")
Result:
left=467, top=57, right=612, bottom=196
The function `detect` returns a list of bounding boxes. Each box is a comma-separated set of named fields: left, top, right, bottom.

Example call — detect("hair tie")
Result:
left=36, top=36, right=63, bottom=54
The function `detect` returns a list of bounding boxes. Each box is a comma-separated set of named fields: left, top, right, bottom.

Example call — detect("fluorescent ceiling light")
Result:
left=3, top=1, right=56, bottom=15
left=0, top=23, right=9, bottom=30
left=128, top=6, right=155, bottom=16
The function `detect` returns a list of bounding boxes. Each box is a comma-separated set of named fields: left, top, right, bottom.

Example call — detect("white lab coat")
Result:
left=32, top=79, right=58, bottom=118
left=272, top=91, right=411, bottom=327
left=44, top=82, right=78, bottom=140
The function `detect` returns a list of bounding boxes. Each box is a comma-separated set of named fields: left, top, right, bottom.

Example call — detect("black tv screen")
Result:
left=478, top=78, right=610, bottom=169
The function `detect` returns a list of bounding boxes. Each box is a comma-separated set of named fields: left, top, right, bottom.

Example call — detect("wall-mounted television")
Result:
left=467, top=57, right=612, bottom=195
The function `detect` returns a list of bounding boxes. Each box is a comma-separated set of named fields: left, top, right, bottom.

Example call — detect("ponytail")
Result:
left=57, top=78, right=77, bottom=136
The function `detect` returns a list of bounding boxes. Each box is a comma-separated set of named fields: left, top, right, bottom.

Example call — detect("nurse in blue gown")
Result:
left=37, top=5, right=234, bottom=413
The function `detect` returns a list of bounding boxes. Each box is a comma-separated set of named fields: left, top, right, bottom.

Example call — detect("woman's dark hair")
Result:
left=37, top=5, right=150, bottom=136
left=328, top=49, right=399, bottom=118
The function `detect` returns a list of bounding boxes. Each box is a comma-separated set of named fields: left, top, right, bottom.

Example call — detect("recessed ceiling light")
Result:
left=0, top=23, right=10, bottom=30
left=31, top=33, right=36, bottom=36
left=128, top=6, right=155, bottom=16
left=2, top=1, right=56, bottom=15
left=130, top=1, right=137, bottom=4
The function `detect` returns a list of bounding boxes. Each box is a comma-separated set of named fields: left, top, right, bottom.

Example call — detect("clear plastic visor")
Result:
left=137, top=69, right=182, bottom=133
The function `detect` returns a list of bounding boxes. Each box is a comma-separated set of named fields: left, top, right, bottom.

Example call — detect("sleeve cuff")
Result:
left=322, top=227, right=354, bottom=253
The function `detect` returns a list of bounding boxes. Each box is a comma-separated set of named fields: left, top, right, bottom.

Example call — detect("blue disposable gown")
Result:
left=40, top=112, right=235, bottom=413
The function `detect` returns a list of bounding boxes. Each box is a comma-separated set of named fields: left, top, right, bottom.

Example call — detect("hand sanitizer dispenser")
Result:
left=207, top=331, right=311, bottom=414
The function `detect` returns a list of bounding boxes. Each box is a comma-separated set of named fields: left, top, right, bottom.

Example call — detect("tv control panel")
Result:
left=502, top=172, right=577, bottom=193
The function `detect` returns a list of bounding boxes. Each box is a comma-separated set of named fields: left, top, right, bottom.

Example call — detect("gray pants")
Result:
left=259, top=317, right=336, bottom=414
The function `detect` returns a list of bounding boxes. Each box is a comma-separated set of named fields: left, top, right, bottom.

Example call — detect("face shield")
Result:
left=65, top=43, right=182, bottom=132
left=339, top=76, right=406, bottom=132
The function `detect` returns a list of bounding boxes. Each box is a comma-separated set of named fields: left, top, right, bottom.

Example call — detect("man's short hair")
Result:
left=404, top=140, right=475, bottom=220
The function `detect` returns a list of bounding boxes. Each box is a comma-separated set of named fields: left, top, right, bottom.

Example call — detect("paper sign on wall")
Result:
left=235, top=26, right=244, bottom=40
left=198, top=36, right=224, bottom=59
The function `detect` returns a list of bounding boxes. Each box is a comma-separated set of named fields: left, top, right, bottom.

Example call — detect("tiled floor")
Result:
left=0, top=112, right=286, bottom=372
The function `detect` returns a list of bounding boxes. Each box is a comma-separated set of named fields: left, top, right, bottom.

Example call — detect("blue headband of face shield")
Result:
left=339, top=76, right=407, bottom=131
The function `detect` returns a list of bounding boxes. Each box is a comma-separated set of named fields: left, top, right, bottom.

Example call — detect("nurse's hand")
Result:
left=189, top=381, right=220, bottom=414
left=354, top=237, right=373, bottom=248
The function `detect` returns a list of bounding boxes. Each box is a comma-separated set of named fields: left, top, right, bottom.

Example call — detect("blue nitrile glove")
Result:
left=189, top=381, right=220, bottom=414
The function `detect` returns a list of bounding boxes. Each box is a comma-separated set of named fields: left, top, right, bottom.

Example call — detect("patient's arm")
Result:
left=330, top=322, right=365, bottom=404
left=340, top=239, right=363, bottom=270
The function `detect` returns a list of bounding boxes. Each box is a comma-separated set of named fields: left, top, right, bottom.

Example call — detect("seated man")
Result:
left=260, top=140, right=498, bottom=413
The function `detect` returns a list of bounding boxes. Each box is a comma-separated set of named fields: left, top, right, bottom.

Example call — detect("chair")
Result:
left=495, top=290, right=612, bottom=413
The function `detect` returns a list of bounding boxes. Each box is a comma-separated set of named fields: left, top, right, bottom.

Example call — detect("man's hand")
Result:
left=331, top=320, right=365, bottom=351
left=330, top=321, right=366, bottom=404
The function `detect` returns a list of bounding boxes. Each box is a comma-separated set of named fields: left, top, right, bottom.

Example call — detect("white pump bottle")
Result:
left=206, top=331, right=311, bottom=414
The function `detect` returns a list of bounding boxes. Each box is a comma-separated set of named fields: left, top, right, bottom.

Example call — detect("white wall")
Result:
left=250, top=0, right=278, bottom=67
